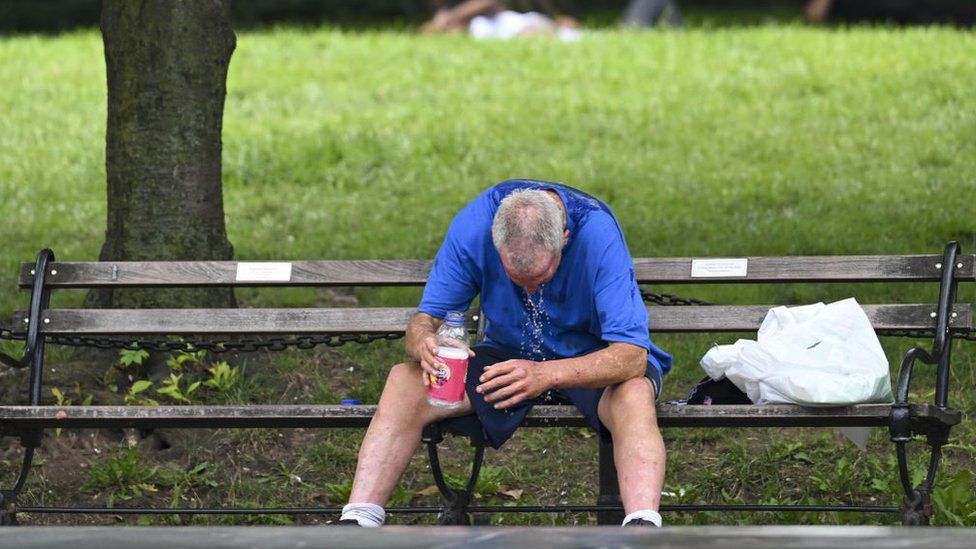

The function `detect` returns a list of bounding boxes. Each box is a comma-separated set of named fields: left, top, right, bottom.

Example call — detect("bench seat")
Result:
left=0, top=402, right=960, bottom=430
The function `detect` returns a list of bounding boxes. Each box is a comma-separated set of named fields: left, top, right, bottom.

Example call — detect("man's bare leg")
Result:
left=348, top=361, right=472, bottom=506
left=597, top=377, right=665, bottom=522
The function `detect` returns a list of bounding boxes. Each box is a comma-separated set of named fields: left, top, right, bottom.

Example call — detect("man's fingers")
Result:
left=484, top=382, right=521, bottom=404
left=419, top=356, right=443, bottom=383
left=476, top=371, right=518, bottom=394
left=479, top=361, right=513, bottom=383
left=423, top=359, right=442, bottom=376
left=493, top=392, right=527, bottom=410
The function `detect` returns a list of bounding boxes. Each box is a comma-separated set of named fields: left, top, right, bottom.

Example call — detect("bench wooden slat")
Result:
left=634, top=254, right=976, bottom=283
left=16, top=304, right=972, bottom=335
left=19, top=254, right=976, bottom=287
left=18, top=260, right=434, bottom=288
left=649, top=304, right=972, bottom=333
left=0, top=403, right=958, bottom=430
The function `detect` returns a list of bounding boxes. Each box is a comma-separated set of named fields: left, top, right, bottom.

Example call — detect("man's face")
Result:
left=498, top=247, right=561, bottom=296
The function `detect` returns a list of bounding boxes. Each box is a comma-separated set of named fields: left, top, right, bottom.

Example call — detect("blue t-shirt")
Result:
left=418, top=180, right=672, bottom=377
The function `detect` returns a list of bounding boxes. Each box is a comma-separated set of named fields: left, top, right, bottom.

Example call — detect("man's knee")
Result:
left=377, top=362, right=426, bottom=412
left=600, top=377, right=657, bottom=426
left=611, top=377, right=655, bottom=404
left=386, top=361, right=420, bottom=385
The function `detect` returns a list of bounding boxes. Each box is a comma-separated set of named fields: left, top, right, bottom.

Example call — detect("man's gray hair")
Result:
left=491, top=189, right=565, bottom=272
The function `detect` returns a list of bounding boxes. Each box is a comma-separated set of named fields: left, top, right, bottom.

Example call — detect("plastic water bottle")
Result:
left=426, top=311, right=469, bottom=408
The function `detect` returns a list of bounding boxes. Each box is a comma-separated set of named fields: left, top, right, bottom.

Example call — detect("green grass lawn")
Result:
left=0, top=24, right=975, bottom=525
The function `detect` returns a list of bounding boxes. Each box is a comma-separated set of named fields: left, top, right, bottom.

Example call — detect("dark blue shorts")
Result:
left=443, top=344, right=663, bottom=449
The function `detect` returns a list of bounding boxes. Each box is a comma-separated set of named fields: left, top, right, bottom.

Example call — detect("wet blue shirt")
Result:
left=418, top=180, right=672, bottom=377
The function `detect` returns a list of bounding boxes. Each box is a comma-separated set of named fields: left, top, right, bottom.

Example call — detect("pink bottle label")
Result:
left=428, top=346, right=468, bottom=405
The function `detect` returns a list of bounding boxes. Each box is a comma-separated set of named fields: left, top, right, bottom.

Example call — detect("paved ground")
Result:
left=2, top=525, right=976, bottom=549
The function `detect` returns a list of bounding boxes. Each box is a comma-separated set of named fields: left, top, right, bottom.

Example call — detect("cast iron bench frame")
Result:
left=0, top=242, right=970, bottom=525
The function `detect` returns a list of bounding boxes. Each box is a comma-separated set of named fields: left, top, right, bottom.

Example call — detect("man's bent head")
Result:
left=492, top=189, right=568, bottom=294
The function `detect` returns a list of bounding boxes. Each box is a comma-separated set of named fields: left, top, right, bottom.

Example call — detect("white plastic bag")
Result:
left=700, top=298, right=893, bottom=406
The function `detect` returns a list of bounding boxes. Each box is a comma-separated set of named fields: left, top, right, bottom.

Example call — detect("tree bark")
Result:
left=89, top=0, right=236, bottom=309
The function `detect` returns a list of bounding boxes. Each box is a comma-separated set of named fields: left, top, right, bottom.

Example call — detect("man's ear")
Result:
left=563, top=230, right=570, bottom=246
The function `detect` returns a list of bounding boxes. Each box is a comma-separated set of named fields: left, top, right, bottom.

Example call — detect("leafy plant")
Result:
left=324, top=479, right=353, bottom=505
left=521, top=428, right=564, bottom=454
left=933, top=470, right=976, bottom=526
left=445, top=465, right=504, bottom=499
left=389, top=485, right=414, bottom=507
left=51, top=384, right=93, bottom=407
left=82, top=448, right=159, bottom=508
left=267, top=459, right=310, bottom=487
left=156, top=373, right=201, bottom=404
left=202, top=361, right=240, bottom=396
left=166, top=347, right=207, bottom=373
left=125, top=379, right=159, bottom=406
left=810, top=456, right=854, bottom=495
left=157, top=461, right=220, bottom=507
left=118, top=347, right=150, bottom=368
left=661, top=484, right=701, bottom=505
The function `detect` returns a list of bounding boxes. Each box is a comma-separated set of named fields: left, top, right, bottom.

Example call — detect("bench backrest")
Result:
left=13, top=253, right=975, bottom=338
left=18, top=254, right=976, bottom=287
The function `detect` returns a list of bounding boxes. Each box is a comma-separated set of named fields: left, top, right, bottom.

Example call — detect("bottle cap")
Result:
left=340, top=399, right=360, bottom=405
left=444, top=311, right=466, bottom=327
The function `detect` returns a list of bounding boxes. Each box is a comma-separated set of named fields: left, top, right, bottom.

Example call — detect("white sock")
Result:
left=622, top=509, right=662, bottom=527
left=340, top=502, right=385, bottom=527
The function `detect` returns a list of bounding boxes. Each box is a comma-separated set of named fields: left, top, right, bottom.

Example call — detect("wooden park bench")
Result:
left=0, top=242, right=971, bottom=525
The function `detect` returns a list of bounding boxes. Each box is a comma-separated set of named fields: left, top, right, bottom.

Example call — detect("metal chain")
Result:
left=641, top=290, right=711, bottom=307
left=0, top=329, right=403, bottom=354
left=885, top=330, right=976, bottom=342
left=0, top=326, right=24, bottom=342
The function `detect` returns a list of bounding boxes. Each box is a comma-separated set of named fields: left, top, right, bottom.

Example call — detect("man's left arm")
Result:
left=476, top=342, right=647, bottom=409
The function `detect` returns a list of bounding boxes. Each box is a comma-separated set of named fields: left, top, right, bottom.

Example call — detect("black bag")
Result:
left=684, top=376, right=752, bottom=405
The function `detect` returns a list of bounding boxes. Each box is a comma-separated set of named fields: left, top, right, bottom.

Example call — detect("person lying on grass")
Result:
left=421, top=0, right=580, bottom=40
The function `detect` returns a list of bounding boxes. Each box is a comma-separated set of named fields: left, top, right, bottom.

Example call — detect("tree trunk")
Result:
left=89, top=0, right=236, bottom=309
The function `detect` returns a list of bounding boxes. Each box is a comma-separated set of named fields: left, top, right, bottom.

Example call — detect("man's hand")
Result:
left=416, top=334, right=441, bottom=387
left=416, top=334, right=475, bottom=387
left=476, top=359, right=551, bottom=409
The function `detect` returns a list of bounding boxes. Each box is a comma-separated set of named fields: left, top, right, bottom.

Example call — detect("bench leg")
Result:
left=0, top=491, right=17, bottom=526
left=894, top=434, right=945, bottom=526
left=422, top=423, right=485, bottom=526
left=0, top=434, right=41, bottom=527
left=890, top=346, right=954, bottom=526
left=0, top=250, right=55, bottom=527
left=892, top=418, right=947, bottom=526
left=596, top=437, right=624, bottom=525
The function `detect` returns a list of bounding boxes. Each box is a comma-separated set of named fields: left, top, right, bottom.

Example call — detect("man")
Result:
left=339, top=180, right=672, bottom=527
